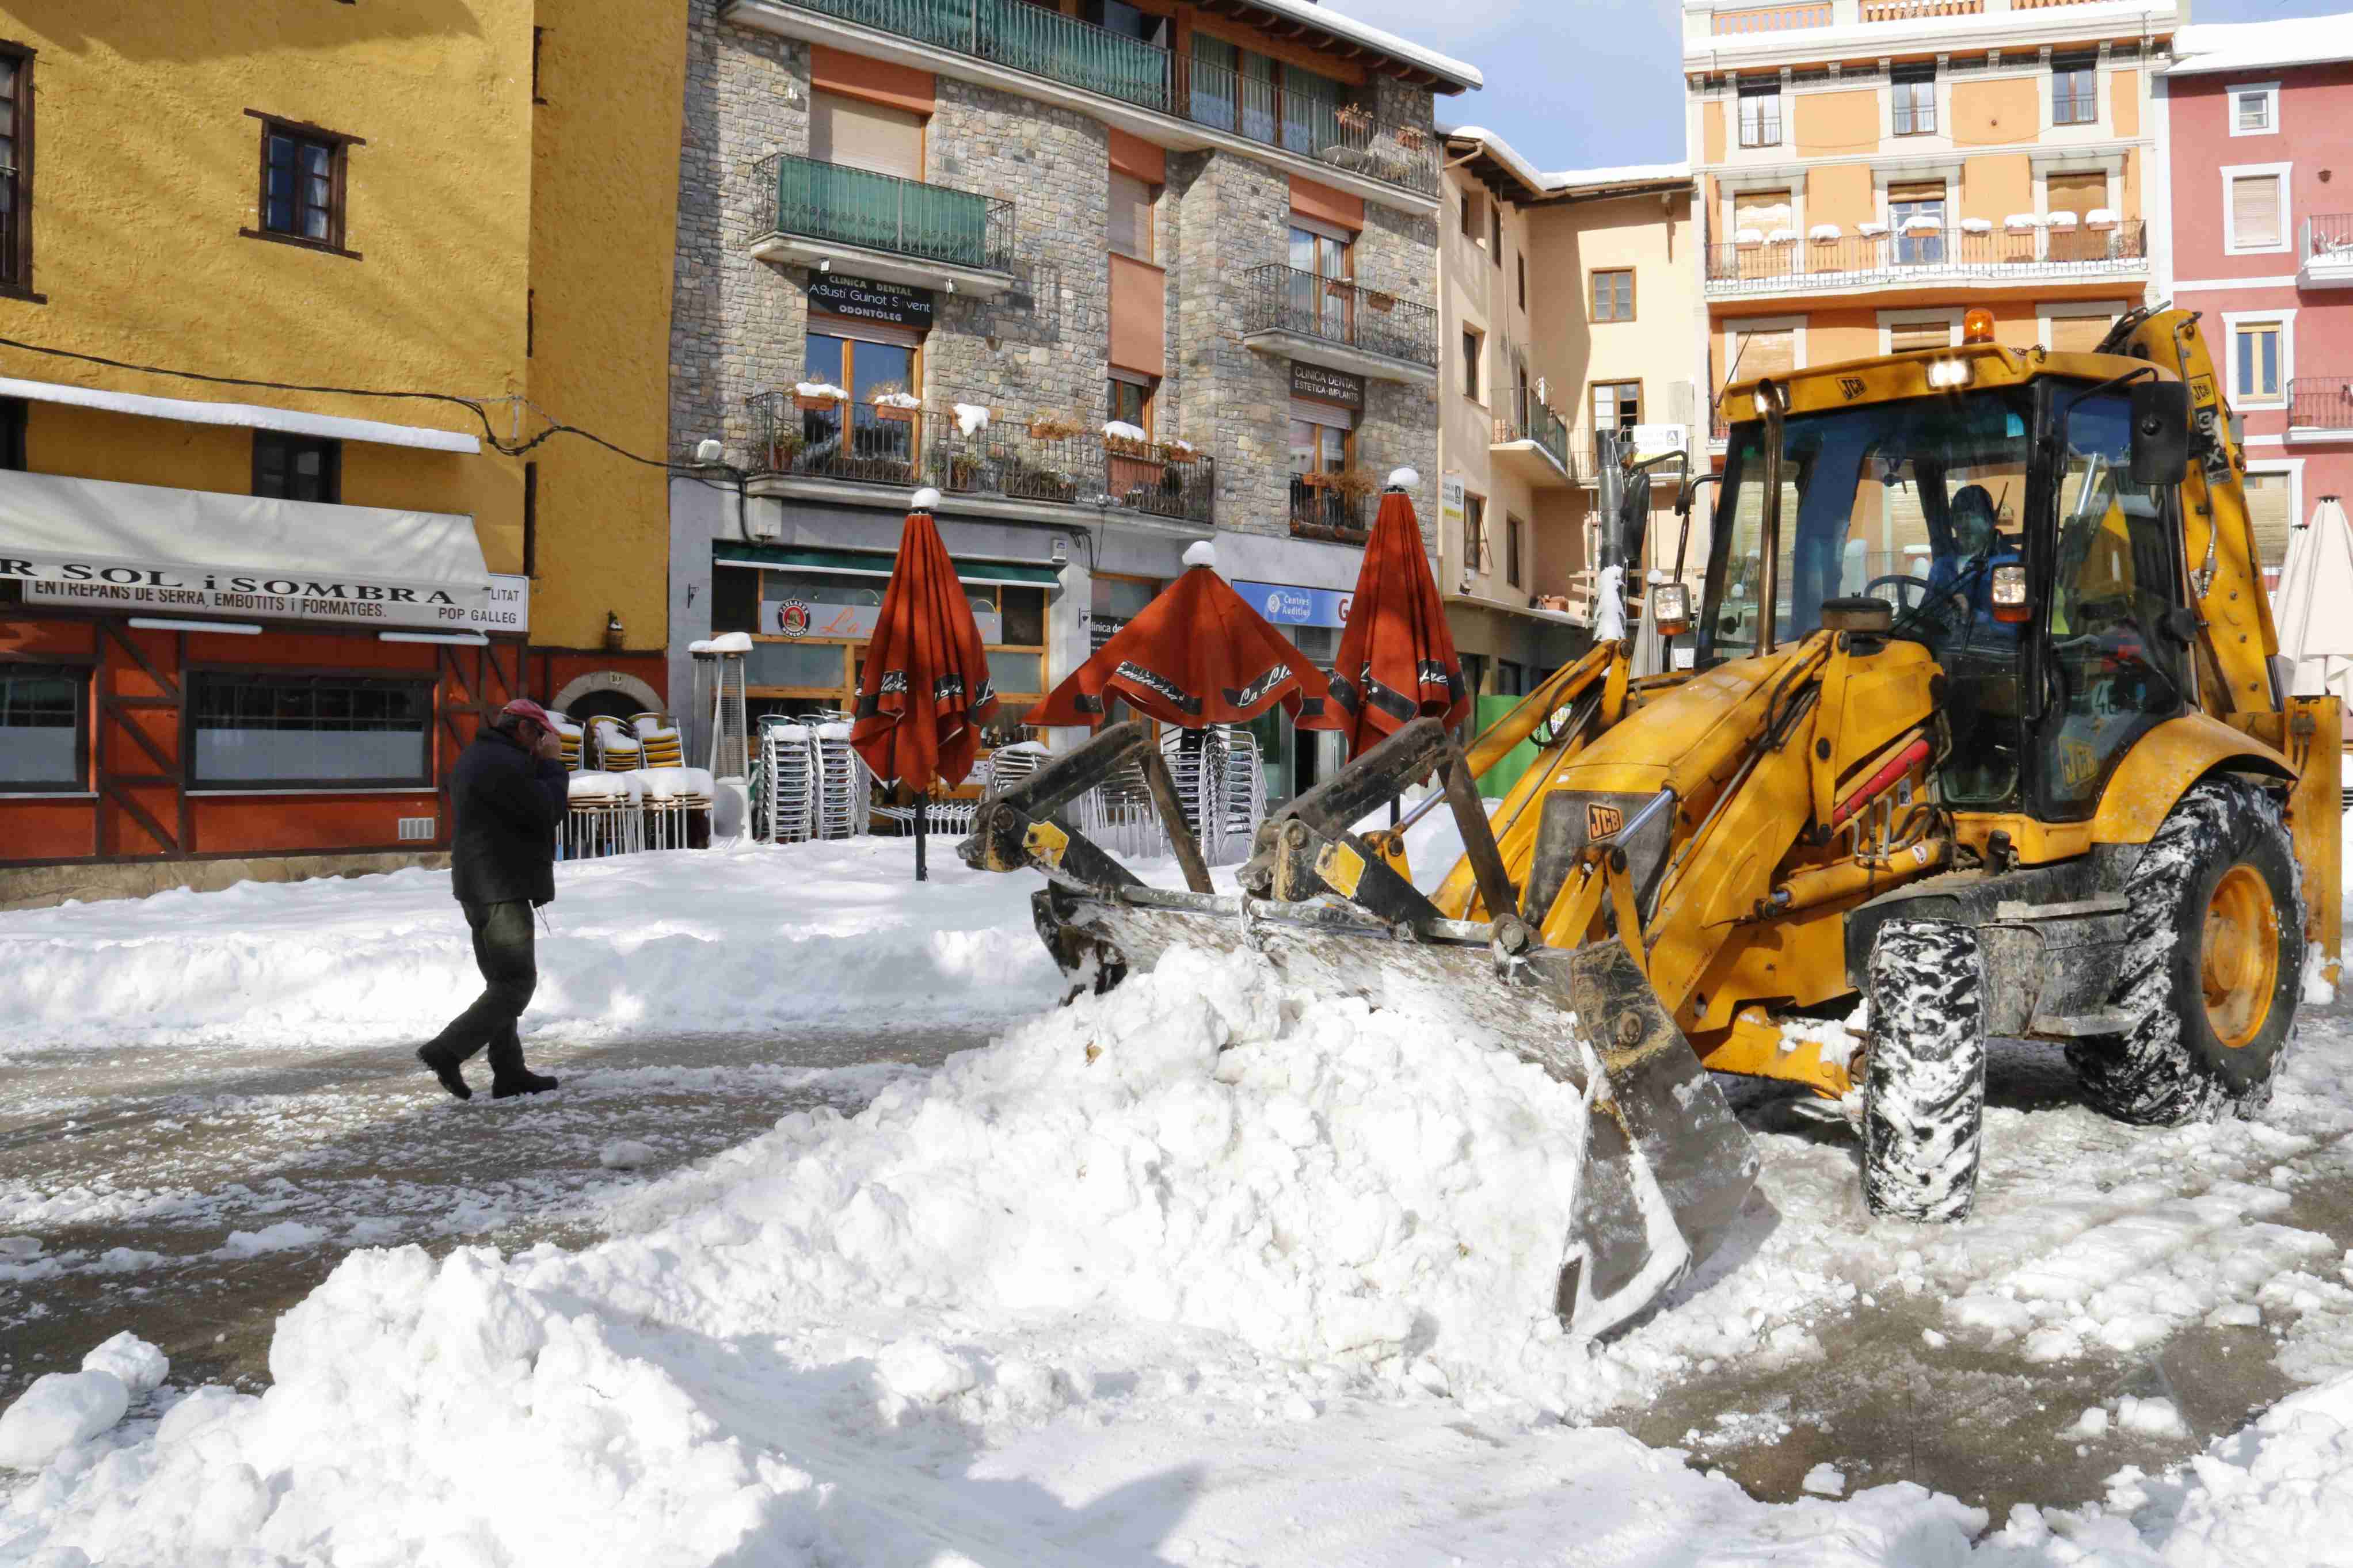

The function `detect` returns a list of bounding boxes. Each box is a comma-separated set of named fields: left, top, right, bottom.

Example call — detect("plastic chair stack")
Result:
left=547, top=712, right=587, bottom=773
left=812, top=722, right=870, bottom=840
left=591, top=718, right=644, bottom=774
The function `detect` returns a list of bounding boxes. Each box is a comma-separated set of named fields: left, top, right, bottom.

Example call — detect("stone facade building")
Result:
left=664, top=0, right=1478, bottom=800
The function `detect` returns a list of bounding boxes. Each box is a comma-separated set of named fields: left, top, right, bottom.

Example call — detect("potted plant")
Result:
left=1027, top=413, right=1086, bottom=442
left=793, top=373, right=846, bottom=413
left=1330, top=467, right=1379, bottom=503
left=947, top=452, right=986, bottom=491
left=1365, top=289, right=1397, bottom=312
left=764, top=426, right=806, bottom=472
left=1102, top=419, right=1153, bottom=459
left=869, top=379, right=920, bottom=423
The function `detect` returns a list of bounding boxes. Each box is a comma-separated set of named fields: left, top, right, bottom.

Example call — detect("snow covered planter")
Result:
left=793, top=379, right=847, bottom=413
left=1809, top=223, right=1841, bottom=242
left=2005, top=212, right=2042, bottom=232
left=870, top=385, right=920, bottom=422
left=2068, top=776, right=2302, bottom=1124
left=1901, top=216, right=1943, bottom=235
left=2047, top=210, right=2080, bottom=230
left=2086, top=207, right=2119, bottom=230
left=1959, top=217, right=1992, bottom=234
left=1862, top=919, right=1988, bottom=1223
left=1734, top=227, right=1765, bottom=247
left=1765, top=227, right=1798, bottom=245
left=1857, top=220, right=1890, bottom=238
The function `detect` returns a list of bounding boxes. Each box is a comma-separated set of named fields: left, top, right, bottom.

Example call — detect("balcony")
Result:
left=2289, top=377, right=2353, bottom=443
left=730, top=0, right=1441, bottom=204
left=1240, top=264, right=1439, bottom=385
left=749, top=153, right=1016, bottom=297
left=1705, top=221, right=2147, bottom=300
left=2302, top=215, right=2353, bottom=289
left=1490, top=401, right=1574, bottom=488
left=1287, top=475, right=1371, bottom=543
left=745, top=395, right=1215, bottom=524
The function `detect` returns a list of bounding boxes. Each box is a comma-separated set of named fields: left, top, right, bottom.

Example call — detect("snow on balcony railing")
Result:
left=2305, top=213, right=2353, bottom=264
left=1705, top=219, right=2146, bottom=295
left=1861, top=0, right=1982, bottom=20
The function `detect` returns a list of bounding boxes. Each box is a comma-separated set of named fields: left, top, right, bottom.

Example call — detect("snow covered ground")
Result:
left=3, top=836, right=2353, bottom=1565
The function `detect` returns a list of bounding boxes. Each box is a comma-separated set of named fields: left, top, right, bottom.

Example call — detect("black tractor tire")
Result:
left=1862, top=918, right=1989, bottom=1223
left=2067, top=776, right=2301, bottom=1126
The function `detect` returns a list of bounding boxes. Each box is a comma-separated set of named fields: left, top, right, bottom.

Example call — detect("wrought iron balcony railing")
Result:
left=745, top=394, right=1214, bottom=524
left=764, top=0, right=1441, bottom=197
left=1242, top=264, right=1439, bottom=371
left=2290, top=376, right=2353, bottom=432
left=1287, top=474, right=1370, bottom=542
left=1704, top=220, right=2147, bottom=296
left=1493, top=399, right=1573, bottom=476
left=753, top=153, right=1014, bottom=273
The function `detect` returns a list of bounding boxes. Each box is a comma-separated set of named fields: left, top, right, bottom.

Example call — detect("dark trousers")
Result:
left=425, top=899, right=538, bottom=1076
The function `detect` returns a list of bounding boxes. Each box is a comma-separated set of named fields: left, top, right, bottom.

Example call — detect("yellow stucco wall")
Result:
left=0, top=3, right=532, bottom=550
left=1810, top=163, right=1877, bottom=231
left=1951, top=76, right=2039, bottom=145
left=1703, top=102, right=1725, bottom=166
left=525, top=0, right=688, bottom=654
left=1795, top=90, right=1878, bottom=159
left=2112, top=68, right=2140, bottom=137
left=1962, top=153, right=2033, bottom=224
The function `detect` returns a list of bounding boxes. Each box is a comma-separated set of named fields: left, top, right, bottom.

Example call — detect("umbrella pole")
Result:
left=915, top=791, right=927, bottom=882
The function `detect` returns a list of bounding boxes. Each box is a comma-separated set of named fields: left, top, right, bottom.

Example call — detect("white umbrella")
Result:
left=2274, top=496, right=2353, bottom=708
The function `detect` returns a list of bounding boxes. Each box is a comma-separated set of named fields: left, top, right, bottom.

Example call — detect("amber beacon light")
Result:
left=1962, top=307, right=1997, bottom=345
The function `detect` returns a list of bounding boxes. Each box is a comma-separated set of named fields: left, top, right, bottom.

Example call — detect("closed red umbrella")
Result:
left=1328, top=469, right=1467, bottom=761
left=851, top=488, right=1001, bottom=879
left=1026, top=541, right=1340, bottom=731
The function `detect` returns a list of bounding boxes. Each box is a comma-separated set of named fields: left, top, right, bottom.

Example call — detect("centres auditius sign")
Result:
left=4, top=554, right=530, bottom=634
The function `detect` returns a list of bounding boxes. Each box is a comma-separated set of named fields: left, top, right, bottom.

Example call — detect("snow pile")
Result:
left=1102, top=419, right=1148, bottom=442
left=791, top=381, right=847, bottom=400
left=951, top=402, right=991, bottom=436
left=0, top=1374, right=127, bottom=1472
left=79, top=1334, right=167, bottom=1399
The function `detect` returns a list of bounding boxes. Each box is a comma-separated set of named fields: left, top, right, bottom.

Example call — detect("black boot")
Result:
left=492, top=1069, right=560, bottom=1098
left=486, top=1025, right=558, bottom=1098
left=416, top=1044, right=473, bottom=1101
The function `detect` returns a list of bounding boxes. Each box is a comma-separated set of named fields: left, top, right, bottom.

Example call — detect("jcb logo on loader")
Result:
left=1838, top=376, right=1868, bottom=401
left=1587, top=803, right=1624, bottom=840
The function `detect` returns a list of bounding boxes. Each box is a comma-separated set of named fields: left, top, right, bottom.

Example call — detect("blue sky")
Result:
left=1327, top=0, right=2348, bottom=172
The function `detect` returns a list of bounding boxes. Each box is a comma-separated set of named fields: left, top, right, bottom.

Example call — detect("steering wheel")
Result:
left=1863, top=574, right=1932, bottom=615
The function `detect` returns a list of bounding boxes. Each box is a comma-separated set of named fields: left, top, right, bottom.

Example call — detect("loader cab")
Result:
left=1702, top=371, right=2193, bottom=819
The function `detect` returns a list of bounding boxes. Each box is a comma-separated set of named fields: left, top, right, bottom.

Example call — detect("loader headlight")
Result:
left=1653, top=582, right=1690, bottom=637
left=1990, top=563, right=2031, bottom=624
left=1926, top=357, right=1973, bottom=390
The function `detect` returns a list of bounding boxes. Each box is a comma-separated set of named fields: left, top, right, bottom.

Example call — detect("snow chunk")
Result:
left=1103, top=420, right=1148, bottom=442
left=1809, top=223, right=1841, bottom=241
left=704, top=630, right=753, bottom=654
left=0, top=1236, right=41, bottom=1260
left=2047, top=211, right=2079, bottom=228
left=2117, top=1394, right=2188, bottom=1439
left=2061, top=1405, right=2110, bottom=1441
left=599, top=1139, right=657, bottom=1170
left=1387, top=467, right=1419, bottom=490
left=952, top=402, right=991, bottom=436
left=2085, top=207, right=2119, bottom=227
left=1182, top=540, right=1217, bottom=569
left=2207, top=1300, right=2263, bottom=1327
left=0, top=1372, right=128, bottom=1471
left=79, top=1334, right=167, bottom=1398
left=875, top=1338, right=977, bottom=1407
left=2306, top=941, right=2337, bottom=1005
left=1800, top=1462, right=1846, bottom=1496
left=1734, top=227, right=1765, bottom=245
left=792, top=381, right=847, bottom=400
left=1593, top=564, right=1628, bottom=644
left=873, top=392, right=920, bottom=409
left=213, top=1221, right=329, bottom=1258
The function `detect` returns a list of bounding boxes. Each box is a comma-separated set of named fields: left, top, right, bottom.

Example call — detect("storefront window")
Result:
left=0, top=665, right=87, bottom=791
left=189, top=673, right=432, bottom=788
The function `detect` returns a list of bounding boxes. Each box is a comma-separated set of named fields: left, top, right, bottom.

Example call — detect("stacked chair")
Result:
left=545, top=708, right=712, bottom=859
left=812, top=721, right=871, bottom=840
left=591, top=718, right=644, bottom=773
left=754, top=717, right=819, bottom=845
left=563, top=771, right=642, bottom=859
left=631, top=712, right=686, bottom=768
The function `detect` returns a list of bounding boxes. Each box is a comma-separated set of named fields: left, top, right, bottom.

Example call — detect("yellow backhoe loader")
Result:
left=962, top=304, right=2341, bottom=1341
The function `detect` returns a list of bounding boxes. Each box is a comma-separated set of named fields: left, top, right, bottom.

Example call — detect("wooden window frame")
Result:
left=1463, top=492, right=1488, bottom=575
left=1461, top=327, right=1483, bottom=404
left=1737, top=80, right=1781, bottom=148
left=0, top=659, right=91, bottom=795
left=1591, top=378, right=1643, bottom=433
left=2051, top=57, right=2098, bottom=127
left=241, top=109, right=365, bottom=261
left=0, top=41, right=37, bottom=302
left=1110, top=169, right=1157, bottom=264
left=2233, top=320, right=2285, bottom=403
left=1106, top=373, right=1155, bottom=439
left=1589, top=268, right=1635, bottom=323
left=182, top=669, right=437, bottom=792
left=252, top=430, right=343, bottom=504
left=1892, top=66, right=1937, bottom=137
left=1506, top=513, right=1525, bottom=590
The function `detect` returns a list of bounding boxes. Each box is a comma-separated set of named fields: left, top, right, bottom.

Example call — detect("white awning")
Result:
left=0, top=469, right=497, bottom=631
left=0, top=374, right=482, bottom=453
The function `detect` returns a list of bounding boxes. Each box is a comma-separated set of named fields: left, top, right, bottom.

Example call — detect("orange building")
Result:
left=1687, top=0, right=2174, bottom=444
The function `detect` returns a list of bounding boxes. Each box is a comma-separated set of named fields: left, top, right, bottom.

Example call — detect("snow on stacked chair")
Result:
left=631, top=712, right=686, bottom=769
left=811, top=721, right=870, bottom=840
left=635, top=765, right=715, bottom=850
left=547, top=711, right=587, bottom=773
left=563, top=771, right=638, bottom=860
left=591, top=717, right=643, bottom=774
left=753, top=718, right=818, bottom=844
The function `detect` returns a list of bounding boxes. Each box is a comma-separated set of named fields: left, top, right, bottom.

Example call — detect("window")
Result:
left=523, top=461, right=539, bottom=578
left=253, top=433, right=341, bottom=503
left=1085, top=1, right=1170, bottom=46
left=1490, top=200, right=1502, bottom=266
left=2052, top=55, right=2097, bottom=126
left=1887, top=318, right=1952, bottom=353
left=1590, top=268, right=1634, bottom=322
left=1592, top=380, right=1641, bottom=434
left=801, top=325, right=920, bottom=481
left=1893, top=63, right=1936, bottom=136
left=1288, top=411, right=1356, bottom=531
left=0, top=665, right=86, bottom=793
left=1737, top=79, right=1781, bottom=148
left=1463, top=493, right=1487, bottom=575
left=2236, top=321, right=2284, bottom=402
left=248, top=113, right=360, bottom=255
left=2233, top=83, right=2278, bottom=136
left=1727, top=323, right=1798, bottom=381
left=808, top=90, right=924, bottom=178
left=2228, top=169, right=2288, bottom=251
left=1461, top=186, right=1482, bottom=240
left=2244, top=471, right=2293, bottom=582
left=1462, top=329, right=1483, bottom=400
left=1110, top=170, right=1155, bottom=262
left=2046, top=310, right=2114, bottom=353
left=1107, top=377, right=1152, bottom=434
left=1090, top=573, right=1159, bottom=653
left=1288, top=222, right=1354, bottom=340
left=1889, top=180, right=1946, bottom=266
left=1506, top=514, right=1525, bottom=590
left=1517, top=253, right=1526, bottom=310
left=1733, top=188, right=1792, bottom=242
left=188, top=674, right=433, bottom=789
left=2045, top=169, right=2108, bottom=260
left=0, top=45, right=34, bottom=297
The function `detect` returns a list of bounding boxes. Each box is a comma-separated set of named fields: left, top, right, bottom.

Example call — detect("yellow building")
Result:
left=1437, top=133, right=1699, bottom=699
left=1686, top=0, right=2171, bottom=440
left=0, top=2, right=684, bottom=904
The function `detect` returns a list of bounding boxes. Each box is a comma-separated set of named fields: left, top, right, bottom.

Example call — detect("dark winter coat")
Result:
left=448, top=728, right=569, bottom=907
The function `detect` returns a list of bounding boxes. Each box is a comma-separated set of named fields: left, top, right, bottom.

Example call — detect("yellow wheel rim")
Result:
left=2202, top=863, right=2279, bottom=1050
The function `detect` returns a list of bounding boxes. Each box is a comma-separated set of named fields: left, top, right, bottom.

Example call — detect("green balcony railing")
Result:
left=766, top=0, right=1440, bottom=197
left=754, top=154, right=1014, bottom=273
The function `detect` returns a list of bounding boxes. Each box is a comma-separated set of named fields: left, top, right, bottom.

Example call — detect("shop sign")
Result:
left=12, top=552, right=498, bottom=631
left=1289, top=361, right=1365, bottom=410
left=766, top=593, right=999, bottom=644
left=806, top=274, right=935, bottom=330
left=1630, top=422, right=1689, bottom=459
left=1440, top=472, right=1465, bottom=532
left=1234, top=579, right=1351, bottom=630
left=467, top=574, right=531, bottom=635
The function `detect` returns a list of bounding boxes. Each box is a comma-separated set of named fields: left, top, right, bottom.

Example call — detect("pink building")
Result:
left=2162, top=16, right=2353, bottom=584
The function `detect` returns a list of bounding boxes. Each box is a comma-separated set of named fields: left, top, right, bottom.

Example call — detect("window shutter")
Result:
left=2244, top=472, right=2291, bottom=571
left=1734, top=190, right=1792, bottom=230
left=809, top=90, right=924, bottom=179
left=1735, top=327, right=1796, bottom=379
left=1109, top=171, right=1152, bottom=261
left=1888, top=320, right=1951, bottom=352
left=2044, top=171, right=2105, bottom=224
left=2050, top=312, right=2111, bottom=353
left=2233, top=174, right=2282, bottom=247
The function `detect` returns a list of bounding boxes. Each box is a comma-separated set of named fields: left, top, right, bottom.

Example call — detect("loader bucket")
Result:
left=1027, top=880, right=1764, bottom=1341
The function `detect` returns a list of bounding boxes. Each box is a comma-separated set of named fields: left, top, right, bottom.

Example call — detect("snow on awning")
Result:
left=713, top=542, right=1062, bottom=588
left=0, top=374, right=482, bottom=453
left=0, top=469, right=496, bottom=631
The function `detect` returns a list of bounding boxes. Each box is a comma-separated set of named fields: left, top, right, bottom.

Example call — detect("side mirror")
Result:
left=2129, top=380, right=2192, bottom=487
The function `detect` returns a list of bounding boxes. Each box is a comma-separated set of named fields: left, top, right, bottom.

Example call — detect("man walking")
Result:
left=417, top=697, right=570, bottom=1101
